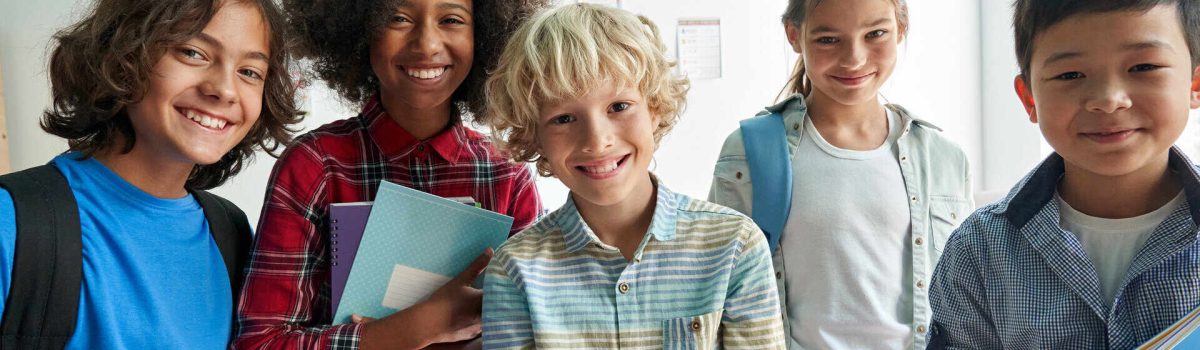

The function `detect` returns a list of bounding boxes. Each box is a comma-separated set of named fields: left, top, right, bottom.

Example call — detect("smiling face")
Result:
left=786, top=0, right=901, bottom=106
left=537, top=80, right=657, bottom=208
left=1015, top=4, right=1200, bottom=179
left=124, top=0, right=269, bottom=166
left=370, top=0, right=474, bottom=115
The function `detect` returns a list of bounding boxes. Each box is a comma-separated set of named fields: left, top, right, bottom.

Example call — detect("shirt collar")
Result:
left=556, top=175, right=680, bottom=253
left=765, top=93, right=943, bottom=133
left=995, top=146, right=1200, bottom=228
left=363, top=96, right=468, bottom=164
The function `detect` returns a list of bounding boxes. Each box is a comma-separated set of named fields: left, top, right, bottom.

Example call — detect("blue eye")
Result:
left=552, top=115, right=575, bottom=125
left=610, top=102, right=630, bottom=113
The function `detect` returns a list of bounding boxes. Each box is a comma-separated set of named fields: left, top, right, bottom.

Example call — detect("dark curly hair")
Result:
left=41, top=0, right=302, bottom=190
left=285, top=0, right=549, bottom=119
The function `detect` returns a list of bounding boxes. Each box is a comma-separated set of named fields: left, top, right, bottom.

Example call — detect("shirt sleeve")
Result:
left=0, top=189, right=15, bottom=319
left=708, top=130, right=753, bottom=216
left=506, top=163, right=543, bottom=235
left=927, top=218, right=1000, bottom=349
left=481, top=250, right=535, bottom=349
left=232, top=143, right=363, bottom=349
left=721, top=220, right=786, bottom=349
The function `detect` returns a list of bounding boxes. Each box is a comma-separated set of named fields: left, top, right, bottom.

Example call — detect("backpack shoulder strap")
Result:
left=739, top=112, right=792, bottom=253
left=0, top=165, right=83, bottom=350
left=190, top=190, right=251, bottom=304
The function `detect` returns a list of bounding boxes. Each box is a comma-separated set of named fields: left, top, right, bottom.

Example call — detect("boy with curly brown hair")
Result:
left=0, top=0, right=301, bottom=348
left=233, top=0, right=548, bottom=349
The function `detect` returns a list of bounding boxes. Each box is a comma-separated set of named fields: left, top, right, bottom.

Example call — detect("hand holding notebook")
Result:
left=332, top=180, right=514, bottom=325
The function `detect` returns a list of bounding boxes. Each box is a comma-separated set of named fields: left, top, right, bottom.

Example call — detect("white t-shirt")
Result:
left=780, top=108, right=914, bottom=349
left=1057, top=190, right=1185, bottom=307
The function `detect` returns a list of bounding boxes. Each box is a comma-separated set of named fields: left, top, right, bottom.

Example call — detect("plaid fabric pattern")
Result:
left=232, top=97, right=542, bottom=349
left=928, top=148, right=1200, bottom=349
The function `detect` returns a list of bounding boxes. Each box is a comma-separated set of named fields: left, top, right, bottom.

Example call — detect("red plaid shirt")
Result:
left=233, top=98, right=542, bottom=349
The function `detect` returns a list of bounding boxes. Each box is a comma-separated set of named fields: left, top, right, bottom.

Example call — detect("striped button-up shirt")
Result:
left=928, top=148, right=1200, bottom=349
left=483, top=179, right=787, bottom=349
left=233, top=97, right=542, bottom=349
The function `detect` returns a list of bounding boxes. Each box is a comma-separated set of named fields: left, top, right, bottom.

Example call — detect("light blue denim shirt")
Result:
left=709, top=94, right=974, bottom=349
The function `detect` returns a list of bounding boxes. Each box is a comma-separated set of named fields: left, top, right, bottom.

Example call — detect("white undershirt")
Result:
left=1056, top=190, right=1184, bottom=307
left=780, top=108, right=913, bottom=349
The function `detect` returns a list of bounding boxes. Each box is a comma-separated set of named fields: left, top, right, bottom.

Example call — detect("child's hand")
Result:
left=359, top=249, right=494, bottom=350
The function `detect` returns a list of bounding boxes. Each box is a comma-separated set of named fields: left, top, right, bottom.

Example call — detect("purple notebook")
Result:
left=329, top=202, right=373, bottom=316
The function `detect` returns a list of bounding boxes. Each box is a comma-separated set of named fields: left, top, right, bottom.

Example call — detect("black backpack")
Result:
left=0, top=165, right=252, bottom=350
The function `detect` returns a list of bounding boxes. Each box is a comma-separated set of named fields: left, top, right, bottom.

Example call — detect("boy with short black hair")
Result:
left=928, top=0, right=1200, bottom=348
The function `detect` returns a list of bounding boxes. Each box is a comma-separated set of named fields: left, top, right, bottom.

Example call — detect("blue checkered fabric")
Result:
left=927, top=148, right=1200, bottom=349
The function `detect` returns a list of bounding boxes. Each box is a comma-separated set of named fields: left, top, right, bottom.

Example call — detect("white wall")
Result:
left=0, top=0, right=1011, bottom=225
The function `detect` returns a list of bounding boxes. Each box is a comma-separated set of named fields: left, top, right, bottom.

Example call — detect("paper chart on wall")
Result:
left=677, top=18, right=723, bottom=80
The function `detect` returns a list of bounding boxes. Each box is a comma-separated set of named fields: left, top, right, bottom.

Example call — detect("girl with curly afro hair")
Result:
left=234, top=0, right=548, bottom=349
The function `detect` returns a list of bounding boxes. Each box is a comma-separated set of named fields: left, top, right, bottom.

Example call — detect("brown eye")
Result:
left=1054, top=72, right=1084, bottom=81
left=1129, top=64, right=1162, bottom=72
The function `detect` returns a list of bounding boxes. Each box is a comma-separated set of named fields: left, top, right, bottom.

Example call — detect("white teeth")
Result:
left=406, top=67, right=447, bottom=80
left=183, top=109, right=227, bottom=130
left=582, top=161, right=619, bottom=174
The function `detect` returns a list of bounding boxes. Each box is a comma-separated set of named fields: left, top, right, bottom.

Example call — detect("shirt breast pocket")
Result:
left=928, top=195, right=970, bottom=255
left=663, top=309, right=723, bottom=350
left=713, top=156, right=751, bottom=185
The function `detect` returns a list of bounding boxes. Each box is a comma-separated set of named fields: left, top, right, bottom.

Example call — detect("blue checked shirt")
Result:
left=928, top=148, right=1200, bottom=349
left=482, top=178, right=787, bottom=349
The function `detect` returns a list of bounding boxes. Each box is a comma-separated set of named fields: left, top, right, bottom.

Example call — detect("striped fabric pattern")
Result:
left=928, top=148, right=1200, bottom=349
left=483, top=180, right=787, bottom=349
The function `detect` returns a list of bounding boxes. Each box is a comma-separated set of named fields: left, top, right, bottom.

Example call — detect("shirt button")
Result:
left=917, top=280, right=926, bottom=289
left=618, top=282, right=630, bottom=294
left=911, top=196, right=918, bottom=203
left=775, top=271, right=783, bottom=279
left=950, top=212, right=958, bottom=220
left=793, top=123, right=800, bottom=131
left=417, top=145, right=425, bottom=151
left=735, top=172, right=743, bottom=180
left=900, top=155, right=908, bottom=161
left=914, top=237, right=924, bottom=246
left=691, top=319, right=702, bottom=331
left=916, top=324, right=927, bottom=334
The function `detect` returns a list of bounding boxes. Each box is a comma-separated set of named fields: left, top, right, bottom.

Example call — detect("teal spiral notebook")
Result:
left=332, top=181, right=513, bottom=324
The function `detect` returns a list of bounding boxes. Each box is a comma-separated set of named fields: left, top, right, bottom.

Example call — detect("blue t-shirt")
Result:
left=0, top=153, right=233, bottom=349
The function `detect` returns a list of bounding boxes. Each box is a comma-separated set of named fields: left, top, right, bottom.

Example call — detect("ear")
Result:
left=1014, top=74, right=1038, bottom=123
left=1190, top=65, right=1200, bottom=109
left=784, top=22, right=803, bottom=54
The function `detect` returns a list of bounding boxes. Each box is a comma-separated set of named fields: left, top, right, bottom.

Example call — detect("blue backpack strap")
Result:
left=739, top=112, right=792, bottom=253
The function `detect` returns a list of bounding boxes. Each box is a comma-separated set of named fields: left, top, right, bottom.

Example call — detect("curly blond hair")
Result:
left=482, top=3, right=689, bottom=176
